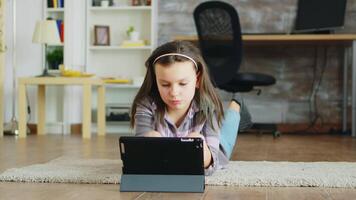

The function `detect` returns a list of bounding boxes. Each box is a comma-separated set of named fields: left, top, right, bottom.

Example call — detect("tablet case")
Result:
left=119, top=137, right=205, bottom=192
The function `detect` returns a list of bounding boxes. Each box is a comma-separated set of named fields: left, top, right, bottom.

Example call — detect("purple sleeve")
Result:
left=202, top=115, right=220, bottom=176
left=134, top=99, right=155, bottom=136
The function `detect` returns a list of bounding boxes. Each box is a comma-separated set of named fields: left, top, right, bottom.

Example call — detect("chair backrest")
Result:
left=193, top=1, right=243, bottom=87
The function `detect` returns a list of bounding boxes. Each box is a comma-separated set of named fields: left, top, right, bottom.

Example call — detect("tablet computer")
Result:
left=119, top=136, right=205, bottom=192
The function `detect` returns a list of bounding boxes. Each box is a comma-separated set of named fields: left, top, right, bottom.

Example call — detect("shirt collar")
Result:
left=160, top=100, right=200, bottom=123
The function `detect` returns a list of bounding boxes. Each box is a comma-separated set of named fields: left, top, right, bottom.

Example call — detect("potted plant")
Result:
left=126, top=26, right=139, bottom=41
left=46, top=47, right=63, bottom=70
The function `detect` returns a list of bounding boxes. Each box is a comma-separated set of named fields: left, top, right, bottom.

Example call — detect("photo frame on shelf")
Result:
left=94, top=25, right=110, bottom=46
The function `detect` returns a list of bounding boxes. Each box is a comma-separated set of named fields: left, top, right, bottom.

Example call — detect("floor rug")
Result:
left=1, top=157, right=356, bottom=187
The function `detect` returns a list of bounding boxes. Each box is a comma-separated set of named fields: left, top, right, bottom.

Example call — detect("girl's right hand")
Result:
left=143, top=131, right=162, bottom=137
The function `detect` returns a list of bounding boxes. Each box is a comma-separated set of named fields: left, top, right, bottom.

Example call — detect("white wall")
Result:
left=63, top=0, right=86, bottom=127
left=4, top=0, right=86, bottom=133
left=4, top=0, right=42, bottom=123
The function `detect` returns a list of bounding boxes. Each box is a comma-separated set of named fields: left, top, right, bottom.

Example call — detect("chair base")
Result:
left=247, top=123, right=281, bottom=138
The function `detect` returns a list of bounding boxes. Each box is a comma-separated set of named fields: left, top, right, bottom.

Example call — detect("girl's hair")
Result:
left=130, top=40, right=224, bottom=130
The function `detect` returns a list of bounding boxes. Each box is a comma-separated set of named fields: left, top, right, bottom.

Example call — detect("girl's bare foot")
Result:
left=228, top=101, right=240, bottom=113
left=231, top=96, right=253, bottom=131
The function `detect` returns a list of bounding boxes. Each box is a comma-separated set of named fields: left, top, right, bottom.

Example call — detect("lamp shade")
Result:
left=32, top=20, right=61, bottom=45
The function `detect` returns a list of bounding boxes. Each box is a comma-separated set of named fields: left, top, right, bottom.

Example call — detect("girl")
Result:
left=130, top=40, right=247, bottom=175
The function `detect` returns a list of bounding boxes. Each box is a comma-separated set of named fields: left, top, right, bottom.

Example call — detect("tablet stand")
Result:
left=120, top=174, right=205, bottom=193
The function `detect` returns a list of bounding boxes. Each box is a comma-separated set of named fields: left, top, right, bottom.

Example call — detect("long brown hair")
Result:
left=130, top=40, right=224, bottom=131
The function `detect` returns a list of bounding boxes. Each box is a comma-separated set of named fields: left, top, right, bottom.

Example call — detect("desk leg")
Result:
left=352, top=41, right=356, bottom=137
left=18, top=83, right=27, bottom=138
left=82, top=84, right=91, bottom=139
left=97, top=85, right=106, bottom=136
left=37, top=85, right=46, bottom=135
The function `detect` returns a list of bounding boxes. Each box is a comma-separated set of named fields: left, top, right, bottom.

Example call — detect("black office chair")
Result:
left=193, top=1, right=279, bottom=136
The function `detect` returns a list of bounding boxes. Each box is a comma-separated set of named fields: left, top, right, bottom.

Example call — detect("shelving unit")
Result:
left=85, top=1, right=157, bottom=78
left=86, top=0, right=157, bottom=133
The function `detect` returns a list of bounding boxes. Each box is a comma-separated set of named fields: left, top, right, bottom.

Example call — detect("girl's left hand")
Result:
left=186, top=132, right=212, bottom=168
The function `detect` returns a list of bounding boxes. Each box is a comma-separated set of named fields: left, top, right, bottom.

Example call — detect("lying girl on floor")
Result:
left=130, top=40, right=251, bottom=175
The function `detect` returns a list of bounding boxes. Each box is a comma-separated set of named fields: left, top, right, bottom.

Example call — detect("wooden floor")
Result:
left=1, top=133, right=356, bottom=199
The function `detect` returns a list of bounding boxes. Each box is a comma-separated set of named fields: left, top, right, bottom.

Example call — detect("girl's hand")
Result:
left=143, top=131, right=162, bottom=137
left=187, top=132, right=212, bottom=169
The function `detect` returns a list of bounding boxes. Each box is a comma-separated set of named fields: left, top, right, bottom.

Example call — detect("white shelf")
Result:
left=46, top=8, right=65, bottom=12
left=90, top=6, right=151, bottom=11
left=89, top=45, right=152, bottom=50
left=48, top=43, right=64, bottom=47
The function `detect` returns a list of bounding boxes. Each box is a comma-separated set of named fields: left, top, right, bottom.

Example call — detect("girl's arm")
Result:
left=200, top=116, right=221, bottom=176
left=134, top=99, right=158, bottom=137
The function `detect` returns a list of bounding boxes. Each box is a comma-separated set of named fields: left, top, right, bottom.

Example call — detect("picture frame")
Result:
left=94, top=25, right=110, bottom=46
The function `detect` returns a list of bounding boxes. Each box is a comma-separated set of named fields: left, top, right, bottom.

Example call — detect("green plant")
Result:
left=46, top=47, right=63, bottom=63
left=46, top=47, right=63, bottom=69
left=126, top=26, right=135, bottom=37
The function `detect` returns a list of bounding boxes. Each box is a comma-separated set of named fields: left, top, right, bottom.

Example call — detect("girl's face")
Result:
left=155, top=61, right=199, bottom=113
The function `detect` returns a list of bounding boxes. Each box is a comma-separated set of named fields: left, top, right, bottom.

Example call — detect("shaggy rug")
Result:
left=1, top=157, right=356, bottom=188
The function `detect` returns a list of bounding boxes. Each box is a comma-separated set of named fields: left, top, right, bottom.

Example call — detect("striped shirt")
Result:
left=134, top=97, right=229, bottom=175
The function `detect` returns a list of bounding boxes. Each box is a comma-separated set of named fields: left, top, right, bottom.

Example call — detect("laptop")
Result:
left=119, top=136, right=205, bottom=192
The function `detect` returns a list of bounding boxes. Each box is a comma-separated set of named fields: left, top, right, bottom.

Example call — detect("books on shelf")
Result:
left=48, top=0, right=65, bottom=8
left=120, top=40, right=146, bottom=47
left=55, top=20, right=64, bottom=43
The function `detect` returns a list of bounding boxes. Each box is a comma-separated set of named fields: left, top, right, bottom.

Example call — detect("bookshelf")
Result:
left=86, top=0, right=157, bottom=133
left=45, top=0, right=65, bottom=72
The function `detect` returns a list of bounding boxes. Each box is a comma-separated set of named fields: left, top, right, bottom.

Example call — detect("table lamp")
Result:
left=32, top=20, right=61, bottom=76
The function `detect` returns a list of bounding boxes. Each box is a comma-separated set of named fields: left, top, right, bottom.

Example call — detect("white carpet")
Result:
left=1, top=157, right=356, bottom=188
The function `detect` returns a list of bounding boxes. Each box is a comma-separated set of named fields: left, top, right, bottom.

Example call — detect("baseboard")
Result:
left=28, top=123, right=133, bottom=135
left=277, top=123, right=344, bottom=134
left=27, top=122, right=71, bottom=135
left=28, top=122, right=346, bottom=135
left=70, top=123, right=134, bottom=135
left=70, top=123, right=82, bottom=135
left=27, top=122, right=345, bottom=135
left=28, top=124, right=37, bottom=134
left=244, top=123, right=346, bottom=134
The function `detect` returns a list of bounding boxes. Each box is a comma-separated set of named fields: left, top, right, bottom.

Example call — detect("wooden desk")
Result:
left=176, top=34, right=356, bottom=137
left=175, top=34, right=356, bottom=44
left=18, top=77, right=106, bottom=139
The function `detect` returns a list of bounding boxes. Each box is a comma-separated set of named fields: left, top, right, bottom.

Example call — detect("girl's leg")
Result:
left=220, top=101, right=240, bottom=159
